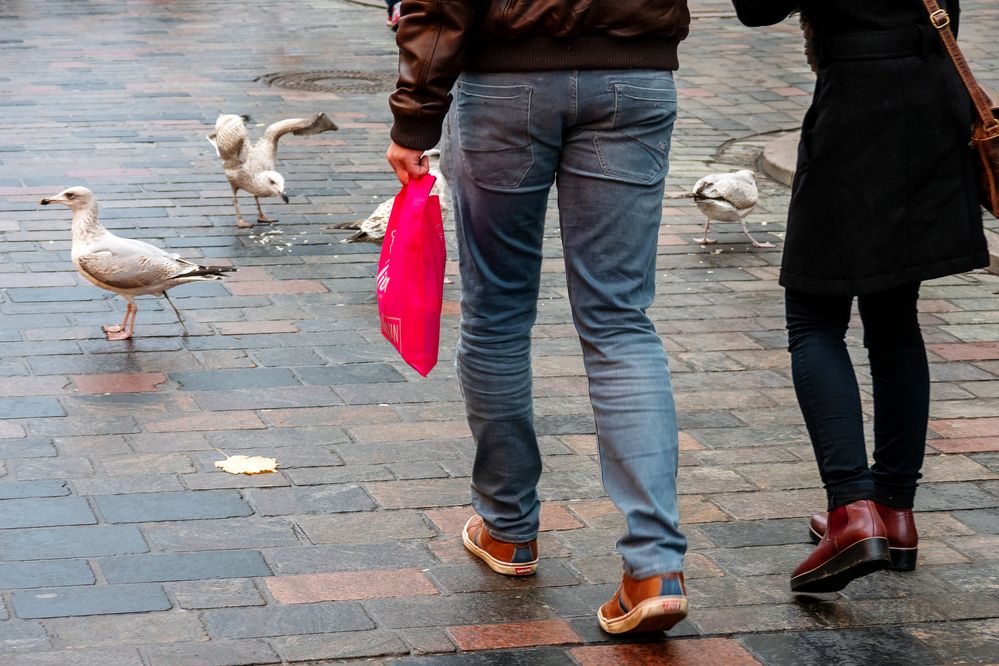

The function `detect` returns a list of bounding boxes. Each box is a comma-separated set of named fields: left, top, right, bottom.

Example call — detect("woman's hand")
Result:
left=386, top=141, right=429, bottom=184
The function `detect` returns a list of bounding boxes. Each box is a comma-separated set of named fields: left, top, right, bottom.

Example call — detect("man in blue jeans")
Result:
left=387, top=1, right=691, bottom=634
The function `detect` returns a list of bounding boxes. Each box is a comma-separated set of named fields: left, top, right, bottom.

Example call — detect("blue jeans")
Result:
left=785, top=283, right=929, bottom=511
left=441, top=69, right=686, bottom=578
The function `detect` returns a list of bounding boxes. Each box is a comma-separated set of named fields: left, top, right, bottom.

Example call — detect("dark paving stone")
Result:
left=0, top=525, right=148, bottom=560
left=0, top=397, right=65, bottom=419
left=428, top=558, right=583, bottom=594
left=0, top=648, right=143, bottom=665
left=144, top=517, right=300, bottom=552
left=166, top=578, right=266, bottom=610
left=914, top=482, right=999, bottom=511
left=533, top=583, right=619, bottom=618
left=0, top=619, right=51, bottom=652
left=269, top=630, right=410, bottom=662
left=739, top=627, right=943, bottom=666
left=294, top=363, right=406, bottom=385
left=0, top=496, right=96, bottom=529
left=363, top=591, right=556, bottom=629
left=266, top=542, right=438, bottom=575
left=192, top=385, right=342, bottom=411
left=201, top=601, right=373, bottom=639
left=394, top=647, right=572, bottom=665
left=0, top=560, right=95, bottom=589
left=11, top=583, right=171, bottom=619
left=706, top=543, right=814, bottom=577
left=535, top=414, right=596, bottom=436
left=99, top=550, right=271, bottom=583
left=169, top=367, right=301, bottom=391
left=905, top=618, right=999, bottom=664
left=698, top=517, right=811, bottom=548
left=94, top=489, right=254, bottom=523
left=953, top=508, right=999, bottom=534
left=0, top=480, right=68, bottom=499
left=927, top=563, right=999, bottom=593
left=144, top=639, right=281, bottom=666
left=41, top=611, right=205, bottom=648
left=8, top=456, right=94, bottom=480
left=243, top=484, right=375, bottom=516
left=0, top=438, right=58, bottom=459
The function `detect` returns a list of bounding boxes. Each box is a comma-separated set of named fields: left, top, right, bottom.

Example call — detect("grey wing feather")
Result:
left=77, top=250, right=189, bottom=290
left=693, top=175, right=758, bottom=210
left=263, top=113, right=338, bottom=147
left=209, top=114, right=248, bottom=166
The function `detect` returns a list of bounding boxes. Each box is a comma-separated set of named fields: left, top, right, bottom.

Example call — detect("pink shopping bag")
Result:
left=376, top=174, right=446, bottom=376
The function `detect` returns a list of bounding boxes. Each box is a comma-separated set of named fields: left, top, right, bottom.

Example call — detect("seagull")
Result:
left=676, top=170, right=774, bottom=248
left=207, top=113, right=338, bottom=228
left=40, top=186, right=236, bottom=340
left=329, top=149, right=449, bottom=244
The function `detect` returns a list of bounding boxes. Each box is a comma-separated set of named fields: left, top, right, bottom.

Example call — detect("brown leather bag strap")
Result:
left=923, top=0, right=999, bottom=135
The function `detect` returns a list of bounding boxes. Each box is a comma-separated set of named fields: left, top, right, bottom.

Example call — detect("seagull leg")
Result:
left=163, top=291, right=190, bottom=337
left=232, top=187, right=252, bottom=228
left=255, top=197, right=277, bottom=225
left=105, top=301, right=136, bottom=341
left=739, top=217, right=775, bottom=248
left=692, top=218, right=717, bottom=245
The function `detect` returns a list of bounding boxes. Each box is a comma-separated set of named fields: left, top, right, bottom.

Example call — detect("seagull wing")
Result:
left=258, top=113, right=338, bottom=162
left=208, top=114, right=248, bottom=167
left=693, top=173, right=758, bottom=210
left=77, top=250, right=192, bottom=291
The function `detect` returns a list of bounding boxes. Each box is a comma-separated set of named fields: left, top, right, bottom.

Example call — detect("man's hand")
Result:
left=386, top=141, right=429, bottom=184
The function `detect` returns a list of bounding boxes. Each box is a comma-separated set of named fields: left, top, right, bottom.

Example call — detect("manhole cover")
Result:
left=256, top=70, right=397, bottom=94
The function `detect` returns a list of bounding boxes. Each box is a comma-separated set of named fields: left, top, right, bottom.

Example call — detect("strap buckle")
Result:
left=930, top=9, right=951, bottom=29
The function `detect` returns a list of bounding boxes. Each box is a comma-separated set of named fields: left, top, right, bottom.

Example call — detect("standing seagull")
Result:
left=681, top=170, right=774, bottom=248
left=40, top=187, right=235, bottom=340
left=208, top=113, right=338, bottom=228
left=329, top=149, right=449, bottom=244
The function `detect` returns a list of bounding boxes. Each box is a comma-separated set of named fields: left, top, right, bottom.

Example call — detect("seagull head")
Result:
left=258, top=171, right=289, bottom=203
left=40, top=186, right=96, bottom=210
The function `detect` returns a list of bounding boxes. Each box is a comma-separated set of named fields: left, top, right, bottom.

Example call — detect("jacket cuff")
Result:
left=390, top=116, right=443, bottom=152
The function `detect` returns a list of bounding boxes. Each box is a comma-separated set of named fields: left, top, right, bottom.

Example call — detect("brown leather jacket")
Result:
left=390, top=0, right=690, bottom=150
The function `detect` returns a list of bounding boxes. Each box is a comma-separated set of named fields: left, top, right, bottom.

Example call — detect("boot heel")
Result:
left=889, top=547, right=917, bottom=571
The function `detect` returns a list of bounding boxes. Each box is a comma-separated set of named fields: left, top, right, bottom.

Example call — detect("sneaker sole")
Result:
left=808, top=525, right=917, bottom=572
left=597, top=595, right=688, bottom=634
left=791, top=536, right=891, bottom=593
left=462, top=517, right=537, bottom=577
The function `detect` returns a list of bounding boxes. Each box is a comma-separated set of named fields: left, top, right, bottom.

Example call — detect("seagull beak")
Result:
left=39, top=198, right=51, bottom=205
left=280, top=192, right=290, bottom=204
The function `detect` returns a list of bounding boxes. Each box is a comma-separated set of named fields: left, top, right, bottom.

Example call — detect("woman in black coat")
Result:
left=733, top=0, right=988, bottom=594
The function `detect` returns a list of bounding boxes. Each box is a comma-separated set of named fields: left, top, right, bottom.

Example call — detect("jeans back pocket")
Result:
left=456, top=80, right=535, bottom=189
left=594, top=82, right=677, bottom=185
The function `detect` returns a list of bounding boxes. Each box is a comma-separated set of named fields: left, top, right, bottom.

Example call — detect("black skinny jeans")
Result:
left=785, top=283, right=929, bottom=511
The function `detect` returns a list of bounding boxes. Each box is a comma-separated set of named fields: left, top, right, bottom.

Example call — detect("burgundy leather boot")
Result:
left=809, top=502, right=917, bottom=571
left=791, top=499, right=891, bottom=593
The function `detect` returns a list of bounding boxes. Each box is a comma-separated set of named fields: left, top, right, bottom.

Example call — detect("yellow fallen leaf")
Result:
left=214, top=452, right=278, bottom=475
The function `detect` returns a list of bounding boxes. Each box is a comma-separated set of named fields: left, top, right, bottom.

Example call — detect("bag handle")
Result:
left=399, top=173, right=438, bottom=211
left=922, top=0, right=999, bottom=137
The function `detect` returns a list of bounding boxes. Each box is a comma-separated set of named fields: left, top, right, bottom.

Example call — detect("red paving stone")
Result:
left=569, top=639, right=762, bottom=665
left=425, top=503, right=585, bottom=537
left=927, top=342, right=999, bottom=361
left=266, top=569, right=438, bottom=603
left=225, top=280, right=329, bottom=295
left=930, top=418, right=999, bottom=439
left=73, top=372, right=167, bottom=394
left=448, top=620, right=581, bottom=651
left=928, top=437, right=999, bottom=453
left=216, top=321, right=300, bottom=335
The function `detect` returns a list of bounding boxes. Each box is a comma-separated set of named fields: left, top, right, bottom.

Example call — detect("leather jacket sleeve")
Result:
left=389, top=0, right=482, bottom=150
left=731, top=0, right=797, bottom=26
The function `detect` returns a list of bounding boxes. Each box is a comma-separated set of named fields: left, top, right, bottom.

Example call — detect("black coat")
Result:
left=734, top=0, right=988, bottom=295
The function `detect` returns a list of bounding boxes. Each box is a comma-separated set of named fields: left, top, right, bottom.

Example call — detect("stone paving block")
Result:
left=0, top=525, right=148, bottom=560
left=393, top=646, right=572, bottom=664
left=711, top=488, right=827, bottom=521
left=100, top=550, right=271, bottom=584
left=144, top=517, right=300, bottom=552
left=45, top=612, right=207, bottom=648
left=72, top=474, right=186, bottom=496
left=364, top=591, right=556, bottom=629
left=0, top=620, right=52, bottom=652
left=145, top=411, right=266, bottom=433
left=166, top=578, right=266, bottom=610
left=169, top=368, right=300, bottom=391
left=692, top=603, right=826, bottom=635
left=296, top=509, right=435, bottom=544
left=201, top=601, right=373, bottom=639
left=143, top=639, right=281, bottom=666
left=366, top=477, right=473, bottom=509
left=3, top=648, right=143, bottom=666
left=295, top=363, right=406, bottom=386
left=697, top=518, right=810, bottom=548
left=907, top=619, right=999, bottom=665
left=269, top=630, right=410, bottom=662
left=101, top=453, right=196, bottom=477
left=243, top=484, right=375, bottom=516
left=399, top=627, right=458, bottom=655
left=0, top=560, right=95, bottom=589
left=0, top=397, right=65, bottom=419
left=740, top=627, right=941, bottom=666
left=0, top=420, right=27, bottom=438
left=11, top=582, right=171, bottom=619
left=914, top=482, right=999, bottom=511
left=94, top=489, right=254, bottom=523
left=448, top=619, right=581, bottom=651
left=952, top=508, right=999, bottom=534
left=570, top=638, right=761, bottom=666
left=0, top=479, right=68, bottom=499
left=193, top=385, right=343, bottom=411
left=72, top=372, right=167, bottom=394
left=267, top=568, right=437, bottom=603
left=266, top=541, right=438, bottom=575
left=9, top=454, right=95, bottom=481
left=429, top=558, right=583, bottom=595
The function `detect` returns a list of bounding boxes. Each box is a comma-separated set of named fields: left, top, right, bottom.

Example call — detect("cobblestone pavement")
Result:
left=1, top=1, right=998, bottom=664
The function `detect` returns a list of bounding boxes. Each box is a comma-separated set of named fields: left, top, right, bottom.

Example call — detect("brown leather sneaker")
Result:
left=808, top=502, right=918, bottom=571
left=597, top=572, right=688, bottom=634
left=462, top=515, right=538, bottom=576
left=791, top=499, right=891, bottom=593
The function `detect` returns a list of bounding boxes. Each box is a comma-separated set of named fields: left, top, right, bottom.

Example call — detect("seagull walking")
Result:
left=676, top=169, right=774, bottom=248
left=330, top=149, right=449, bottom=245
left=208, top=113, right=338, bottom=228
left=40, top=187, right=235, bottom=340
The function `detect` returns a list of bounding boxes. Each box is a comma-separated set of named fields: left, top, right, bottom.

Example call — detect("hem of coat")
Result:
left=465, top=36, right=681, bottom=73
left=778, top=251, right=991, bottom=296
left=390, top=117, right=444, bottom=153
